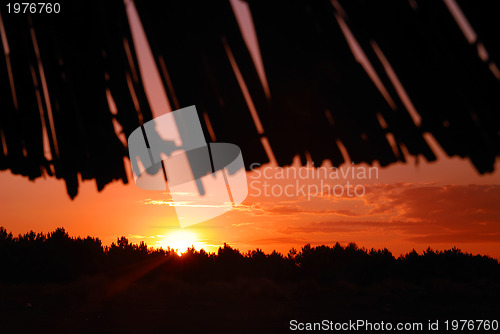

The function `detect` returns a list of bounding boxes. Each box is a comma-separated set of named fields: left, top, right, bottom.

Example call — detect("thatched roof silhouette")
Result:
left=0, top=0, right=499, bottom=198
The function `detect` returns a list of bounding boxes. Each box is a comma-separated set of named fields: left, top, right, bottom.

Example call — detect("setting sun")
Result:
left=156, top=230, right=205, bottom=255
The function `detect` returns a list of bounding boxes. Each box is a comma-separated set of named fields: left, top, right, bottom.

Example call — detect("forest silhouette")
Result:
left=1, top=226, right=499, bottom=333
left=1, top=226, right=499, bottom=284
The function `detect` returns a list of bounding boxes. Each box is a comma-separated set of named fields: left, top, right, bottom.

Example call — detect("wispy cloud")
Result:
left=273, top=184, right=500, bottom=244
left=143, top=199, right=233, bottom=209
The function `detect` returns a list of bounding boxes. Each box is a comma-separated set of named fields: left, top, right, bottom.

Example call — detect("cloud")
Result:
left=232, top=222, right=253, bottom=227
left=143, top=199, right=233, bottom=209
left=244, top=236, right=306, bottom=245
left=371, top=184, right=500, bottom=230
left=277, top=184, right=500, bottom=244
left=144, top=182, right=500, bottom=246
left=234, top=203, right=365, bottom=217
left=280, top=220, right=412, bottom=234
left=407, top=233, right=500, bottom=243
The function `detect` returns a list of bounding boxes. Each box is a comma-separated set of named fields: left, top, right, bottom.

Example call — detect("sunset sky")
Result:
left=1, top=0, right=499, bottom=259
left=1, top=140, right=499, bottom=258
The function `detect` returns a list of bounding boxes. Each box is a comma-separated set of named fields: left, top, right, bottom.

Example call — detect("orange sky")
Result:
left=1, top=0, right=499, bottom=259
left=1, top=150, right=499, bottom=258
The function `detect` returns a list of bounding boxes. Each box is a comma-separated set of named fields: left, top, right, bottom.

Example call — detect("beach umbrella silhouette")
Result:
left=0, top=0, right=498, bottom=198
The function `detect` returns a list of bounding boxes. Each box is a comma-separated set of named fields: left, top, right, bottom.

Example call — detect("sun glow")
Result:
left=156, top=230, right=204, bottom=255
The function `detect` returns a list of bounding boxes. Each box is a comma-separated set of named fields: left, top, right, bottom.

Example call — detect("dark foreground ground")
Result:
left=1, top=273, right=499, bottom=333
left=1, top=229, right=499, bottom=333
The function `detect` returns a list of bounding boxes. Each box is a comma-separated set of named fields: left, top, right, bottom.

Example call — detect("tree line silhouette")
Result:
left=0, top=226, right=498, bottom=284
